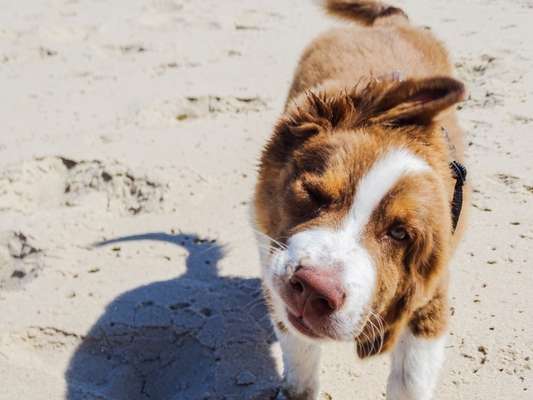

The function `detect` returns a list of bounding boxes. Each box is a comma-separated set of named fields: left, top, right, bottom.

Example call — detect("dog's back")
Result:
left=288, top=0, right=453, bottom=102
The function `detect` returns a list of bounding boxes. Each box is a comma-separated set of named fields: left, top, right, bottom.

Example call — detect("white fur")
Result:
left=387, top=329, right=446, bottom=400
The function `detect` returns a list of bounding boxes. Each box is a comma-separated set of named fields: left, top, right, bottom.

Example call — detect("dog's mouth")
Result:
left=282, top=297, right=372, bottom=342
left=286, top=309, right=322, bottom=339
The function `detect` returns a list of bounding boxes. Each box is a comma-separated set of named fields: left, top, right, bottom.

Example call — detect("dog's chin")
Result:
left=283, top=308, right=359, bottom=342
left=285, top=310, right=323, bottom=340
left=282, top=304, right=369, bottom=343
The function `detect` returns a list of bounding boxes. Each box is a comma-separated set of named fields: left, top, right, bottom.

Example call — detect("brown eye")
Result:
left=388, top=225, right=408, bottom=241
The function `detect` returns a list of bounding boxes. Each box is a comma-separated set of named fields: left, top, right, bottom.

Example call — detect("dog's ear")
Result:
left=369, top=77, right=465, bottom=125
left=264, top=119, right=323, bottom=165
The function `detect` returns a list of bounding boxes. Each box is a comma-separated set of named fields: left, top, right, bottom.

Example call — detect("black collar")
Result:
left=449, top=160, right=467, bottom=233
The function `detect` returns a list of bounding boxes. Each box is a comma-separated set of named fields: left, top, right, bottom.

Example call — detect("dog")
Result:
left=253, top=1, right=469, bottom=399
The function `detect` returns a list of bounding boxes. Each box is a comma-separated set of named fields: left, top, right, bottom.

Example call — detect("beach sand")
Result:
left=0, top=0, right=532, bottom=399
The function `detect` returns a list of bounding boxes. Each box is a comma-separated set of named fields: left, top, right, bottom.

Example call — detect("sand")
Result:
left=0, top=0, right=532, bottom=399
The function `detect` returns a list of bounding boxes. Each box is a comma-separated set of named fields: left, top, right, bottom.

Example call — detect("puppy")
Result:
left=253, top=1, right=469, bottom=399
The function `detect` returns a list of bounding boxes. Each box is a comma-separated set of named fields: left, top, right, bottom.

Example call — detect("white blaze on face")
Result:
left=261, top=148, right=431, bottom=340
left=345, top=149, right=431, bottom=236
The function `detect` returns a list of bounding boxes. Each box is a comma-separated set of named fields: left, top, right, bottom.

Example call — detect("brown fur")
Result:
left=324, top=0, right=407, bottom=26
left=254, top=0, right=468, bottom=356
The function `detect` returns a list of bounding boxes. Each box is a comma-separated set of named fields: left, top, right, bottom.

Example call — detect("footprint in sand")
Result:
left=134, top=95, right=269, bottom=128
left=455, top=54, right=504, bottom=109
left=0, top=231, right=42, bottom=290
left=0, top=156, right=168, bottom=216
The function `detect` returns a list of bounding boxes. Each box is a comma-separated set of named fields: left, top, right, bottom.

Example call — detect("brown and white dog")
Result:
left=253, top=1, right=469, bottom=399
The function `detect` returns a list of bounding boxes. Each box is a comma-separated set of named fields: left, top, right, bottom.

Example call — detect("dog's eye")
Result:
left=303, top=182, right=331, bottom=207
left=388, top=225, right=409, bottom=241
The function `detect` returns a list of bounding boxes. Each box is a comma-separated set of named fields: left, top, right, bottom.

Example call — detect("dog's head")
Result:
left=255, top=77, right=465, bottom=351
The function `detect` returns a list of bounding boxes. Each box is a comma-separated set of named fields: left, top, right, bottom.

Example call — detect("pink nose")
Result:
left=288, top=267, right=345, bottom=319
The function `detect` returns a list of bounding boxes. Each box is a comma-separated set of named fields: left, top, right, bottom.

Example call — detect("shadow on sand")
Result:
left=65, top=232, right=280, bottom=400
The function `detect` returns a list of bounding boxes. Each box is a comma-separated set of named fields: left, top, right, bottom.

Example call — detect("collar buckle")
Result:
left=449, top=161, right=467, bottom=233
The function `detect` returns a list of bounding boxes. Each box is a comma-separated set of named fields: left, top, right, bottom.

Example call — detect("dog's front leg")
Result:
left=276, top=325, right=322, bottom=400
left=386, top=329, right=446, bottom=400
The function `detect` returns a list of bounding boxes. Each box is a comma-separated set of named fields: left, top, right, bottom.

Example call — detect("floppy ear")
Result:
left=369, top=77, right=465, bottom=125
left=264, top=119, right=323, bottom=165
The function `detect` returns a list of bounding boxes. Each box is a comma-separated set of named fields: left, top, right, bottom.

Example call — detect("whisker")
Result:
left=252, top=229, right=288, bottom=250
left=354, top=326, right=372, bottom=358
left=362, top=329, right=373, bottom=357
left=373, top=315, right=383, bottom=354
left=368, top=310, right=385, bottom=355
left=255, top=243, right=284, bottom=256
left=375, top=312, right=385, bottom=354
left=243, top=296, right=269, bottom=310
left=195, top=243, right=225, bottom=256
left=369, top=322, right=378, bottom=355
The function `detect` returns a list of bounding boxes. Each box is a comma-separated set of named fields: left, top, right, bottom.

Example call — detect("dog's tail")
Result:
left=323, top=0, right=408, bottom=26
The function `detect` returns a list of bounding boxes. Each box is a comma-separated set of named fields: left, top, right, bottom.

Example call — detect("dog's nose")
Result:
left=288, top=267, right=345, bottom=318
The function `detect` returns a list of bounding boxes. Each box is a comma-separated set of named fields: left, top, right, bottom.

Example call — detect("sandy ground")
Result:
left=0, top=0, right=532, bottom=399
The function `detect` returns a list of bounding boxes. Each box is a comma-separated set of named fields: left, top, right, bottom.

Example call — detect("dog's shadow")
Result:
left=65, top=232, right=280, bottom=400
